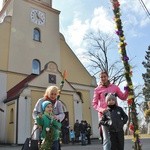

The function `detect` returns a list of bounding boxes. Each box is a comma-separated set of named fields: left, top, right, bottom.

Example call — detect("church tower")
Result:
left=35, top=0, right=52, bottom=7
left=0, top=0, right=60, bottom=75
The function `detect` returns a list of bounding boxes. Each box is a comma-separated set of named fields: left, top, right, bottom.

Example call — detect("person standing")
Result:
left=69, top=129, right=75, bottom=144
left=86, top=123, right=92, bottom=145
left=36, top=101, right=62, bottom=150
left=79, top=120, right=87, bottom=146
left=74, top=120, right=80, bottom=143
left=99, top=93, right=128, bottom=150
left=32, top=86, right=65, bottom=149
left=92, top=71, right=128, bottom=150
left=61, top=118, right=70, bottom=144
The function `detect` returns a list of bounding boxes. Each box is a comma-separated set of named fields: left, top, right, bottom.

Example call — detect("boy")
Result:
left=99, top=93, right=128, bottom=150
left=69, top=129, right=75, bottom=144
left=36, top=101, right=62, bottom=150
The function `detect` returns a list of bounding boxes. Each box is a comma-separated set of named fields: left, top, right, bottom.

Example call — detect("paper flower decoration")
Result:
left=129, top=123, right=134, bottom=131
left=46, top=127, right=50, bottom=131
left=127, top=99, right=133, bottom=105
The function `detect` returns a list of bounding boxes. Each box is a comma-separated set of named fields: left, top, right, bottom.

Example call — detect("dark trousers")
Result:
left=81, top=133, right=86, bottom=145
left=52, top=140, right=59, bottom=150
left=86, top=135, right=91, bottom=144
left=110, top=131, right=124, bottom=150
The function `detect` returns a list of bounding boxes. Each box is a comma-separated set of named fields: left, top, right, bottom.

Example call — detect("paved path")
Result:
left=0, top=139, right=149, bottom=150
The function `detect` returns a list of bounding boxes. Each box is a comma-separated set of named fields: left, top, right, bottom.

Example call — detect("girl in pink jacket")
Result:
left=92, top=71, right=128, bottom=150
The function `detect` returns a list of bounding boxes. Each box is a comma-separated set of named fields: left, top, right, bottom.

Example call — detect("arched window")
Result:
left=9, top=108, right=14, bottom=124
left=33, top=28, right=41, bottom=41
left=32, top=59, right=41, bottom=74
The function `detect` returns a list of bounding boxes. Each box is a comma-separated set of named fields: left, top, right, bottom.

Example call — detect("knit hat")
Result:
left=42, top=101, right=52, bottom=111
left=105, top=93, right=117, bottom=103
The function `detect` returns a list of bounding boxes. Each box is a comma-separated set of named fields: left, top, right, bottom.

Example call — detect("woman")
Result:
left=32, top=86, right=65, bottom=149
left=92, top=71, right=128, bottom=150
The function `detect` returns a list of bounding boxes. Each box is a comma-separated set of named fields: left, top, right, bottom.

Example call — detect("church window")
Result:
left=49, top=74, right=56, bottom=84
left=33, top=28, right=41, bottom=41
left=9, top=108, right=14, bottom=124
left=32, top=59, right=41, bottom=74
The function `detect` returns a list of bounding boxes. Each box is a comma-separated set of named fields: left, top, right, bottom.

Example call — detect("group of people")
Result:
left=74, top=120, right=92, bottom=145
left=30, top=71, right=128, bottom=150
left=61, top=119, right=92, bottom=145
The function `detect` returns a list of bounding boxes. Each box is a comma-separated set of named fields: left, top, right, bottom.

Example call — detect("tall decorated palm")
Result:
left=110, top=0, right=142, bottom=149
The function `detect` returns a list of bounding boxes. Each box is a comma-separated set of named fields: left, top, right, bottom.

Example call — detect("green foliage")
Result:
left=142, top=46, right=150, bottom=102
left=40, top=126, right=54, bottom=150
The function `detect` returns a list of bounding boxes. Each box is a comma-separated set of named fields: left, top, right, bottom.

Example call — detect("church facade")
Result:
left=0, top=0, right=99, bottom=144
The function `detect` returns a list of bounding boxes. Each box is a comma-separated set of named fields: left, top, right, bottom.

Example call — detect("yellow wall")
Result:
left=60, top=38, right=92, bottom=85
left=81, top=90, right=92, bottom=124
left=31, top=89, right=44, bottom=128
left=6, top=103, right=15, bottom=143
left=7, top=73, right=26, bottom=90
left=0, top=17, right=11, bottom=70
left=59, top=93, right=74, bottom=127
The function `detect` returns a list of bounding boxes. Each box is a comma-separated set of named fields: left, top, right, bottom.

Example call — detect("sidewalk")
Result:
left=0, top=135, right=150, bottom=150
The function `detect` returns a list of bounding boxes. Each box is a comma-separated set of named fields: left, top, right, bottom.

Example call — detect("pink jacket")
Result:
left=92, top=83, right=128, bottom=118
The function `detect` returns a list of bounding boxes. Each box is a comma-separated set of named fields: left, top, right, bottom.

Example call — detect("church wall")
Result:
left=18, top=95, right=31, bottom=144
left=0, top=17, right=11, bottom=70
left=0, top=72, right=7, bottom=143
left=60, top=93, right=74, bottom=128
left=60, top=38, right=92, bottom=85
left=7, top=73, right=26, bottom=90
left=80, top=90, right=92, bottom=124
left=30, top=89, right=45, bottom=127
left=6, top=102, right=16, bottom=143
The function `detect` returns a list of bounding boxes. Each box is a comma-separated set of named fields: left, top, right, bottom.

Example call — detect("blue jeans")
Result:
left=81, top=133, right=86, bottom=145
left=52, top=140, right=59, bottom=150
left=102, top=125, right=111, bottom=150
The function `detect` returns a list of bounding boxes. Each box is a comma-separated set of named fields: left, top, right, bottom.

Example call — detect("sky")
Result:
left=53, top=0, right=150, bottom=88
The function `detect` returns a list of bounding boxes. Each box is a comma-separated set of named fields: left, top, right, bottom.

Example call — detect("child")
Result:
left=99, top=93, right=128, bottom=150
left=36, top=101, right=62, bottom=150
left=69, top=129, right=75, bottom=144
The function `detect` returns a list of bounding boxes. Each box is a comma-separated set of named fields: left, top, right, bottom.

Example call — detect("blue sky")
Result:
left=53, top=0, right=150, bottom=87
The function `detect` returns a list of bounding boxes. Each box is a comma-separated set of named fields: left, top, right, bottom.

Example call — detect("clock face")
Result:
left=30, top=9, right=46, bottom=25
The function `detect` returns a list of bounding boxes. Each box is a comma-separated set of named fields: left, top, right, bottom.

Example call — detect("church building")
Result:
left=0, top=0, right=98, bottom=144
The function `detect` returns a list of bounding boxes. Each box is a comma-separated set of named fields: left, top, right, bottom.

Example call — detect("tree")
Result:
left=84, top=31, right=125, bottom=85
left=142, top=45, right=150, bottom=134
left=142, top=46, right=150, bottom=102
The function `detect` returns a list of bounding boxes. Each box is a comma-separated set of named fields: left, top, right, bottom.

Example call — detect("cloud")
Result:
left=120, top=0, right=150, bottom=27
left=90, top=7, right=114, bottom=34
left=66, top=18, right=89, bottom=48
left=63, top=6, right=114, bottom=52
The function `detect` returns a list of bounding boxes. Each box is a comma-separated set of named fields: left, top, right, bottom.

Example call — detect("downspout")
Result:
left=15, top=97, right=19, bottom=144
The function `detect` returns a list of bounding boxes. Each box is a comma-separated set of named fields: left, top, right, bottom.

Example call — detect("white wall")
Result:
left=18, top=94, right=31, bottom=144
left=0, top=72, right=7, bottom=142
left=74, top=93, right=83, bottom=122
left=90, top=88, right=99, bottom=138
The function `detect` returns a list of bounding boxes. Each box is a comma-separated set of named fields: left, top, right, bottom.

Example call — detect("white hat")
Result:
left=105, top=93, right=117, bottom=103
